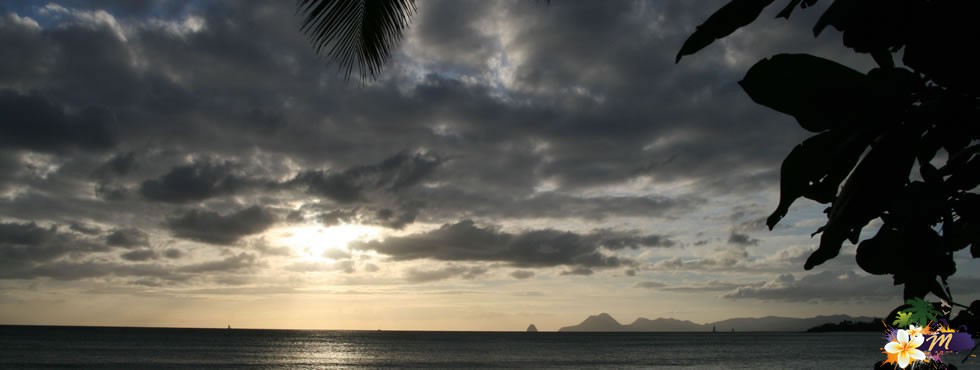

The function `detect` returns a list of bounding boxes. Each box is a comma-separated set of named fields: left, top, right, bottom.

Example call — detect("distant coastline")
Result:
left=557, top=313, right=877, bottom=332
left=805, top=318, right=885, bottom=332
left=0, top=314, right=883, bottom=333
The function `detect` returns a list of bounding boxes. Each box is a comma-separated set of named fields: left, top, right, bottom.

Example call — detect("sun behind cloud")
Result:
left=276, top=223, right=381, bottom=262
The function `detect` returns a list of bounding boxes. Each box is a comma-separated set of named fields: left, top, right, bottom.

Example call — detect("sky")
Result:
left=0, top=0, right=977, bottom=331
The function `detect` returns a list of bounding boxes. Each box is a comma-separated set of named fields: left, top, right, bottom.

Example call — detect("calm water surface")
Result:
left=1, top=326, right=977, bottom=369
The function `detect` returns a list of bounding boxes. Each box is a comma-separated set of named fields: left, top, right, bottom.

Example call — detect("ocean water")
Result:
left=1, top=326, right=977, bottom=369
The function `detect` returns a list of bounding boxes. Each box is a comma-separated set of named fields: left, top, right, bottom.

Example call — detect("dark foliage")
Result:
left=679, top=0, right=979, bottom=307
left=298, top=0, right=417, bottom=81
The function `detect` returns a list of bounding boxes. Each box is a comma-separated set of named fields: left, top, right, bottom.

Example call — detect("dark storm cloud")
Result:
left=0, top=151, right=20, bottom=191
left=650, top=244, right=824, bottom=275
left=0, top=0, right=869, bottom=289
left=734, top=216, right=769, bottom=233
left=0, top=89, right=115, bottom=152
left=653, top=245, right=750, bottom=272
left=166, top=206, right=277, bottom=245
left=125, top=150, right=439, bottom=230
left=291, top=200, right=424, bottom=230
left=300, top=201, right=424, bottom=229
left=594, top=230, right=675, bottom=249
left=140, top=160, right=258, bottom=203
left=105, top=227, right=149, bottom=247
left=727, top=232, right=759, bottom=246
left=414, top=188, right=703, bottom=221
left=68, top=222, right=101, bottom=235
left=351, top=220, right=673, bottom=270
left=411, top=0, right=498, bottom=70
left=315, top=208, right=359, bottom=226
left=0, top=8, right=148, bottom=111
left=729, top=207, right=772, bottom=236
left=510, top=270, right=535, bottom=279
left=371, top=205, right=420, bottom=229
left=2, top=1, right=806, bottom=208
left=560, top=267, right=594, bottom=276
left=178, top=252, right=261, bottom=273
left=484, top=1, right=864, bottom=195
left=94, top=183, right=128, bottom=201
left=0, top=1, right=331, bottom=159
left=92, top=151, right=138, bottom=179
left=242, top=107, right=288, bottom=135
left=301, top=189, right=696, bottom=229
left=453, top=2, right=770, bottom=191
left=120, top=248, right=156, bottom=261
left=635, top=280, right=758, bottom=292
left=0, top=260, right=180, bottom=281
left=0, top=222, right=107, bottom=265
left=404, top=264, right=488, bottom=283
left=0, top=13, right=46, bottom=82
left=2, top=0, right=849, bottom=200
left=289, top=152, right=445, bottom=204
left=162, top=248, right=183, bottom=259
left=723, top=271, right=902, bottom=302
left=634, top=281, right=666, bottom=289
left=0, top=253, right=264, bottom=281
left=0, top=186, right=145, bottom=229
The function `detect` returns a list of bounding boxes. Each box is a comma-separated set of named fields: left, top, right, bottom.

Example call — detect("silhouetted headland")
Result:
left=558, top=313, right=875, bottom=332
left=805, top=318, right=884, bottom=332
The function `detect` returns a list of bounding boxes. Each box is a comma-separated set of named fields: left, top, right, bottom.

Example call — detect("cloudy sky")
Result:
left=1, top=0, right=977, bottom=331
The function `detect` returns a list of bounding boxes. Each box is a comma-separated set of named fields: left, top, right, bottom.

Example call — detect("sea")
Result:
left=1, top=326, right=977, bottom=369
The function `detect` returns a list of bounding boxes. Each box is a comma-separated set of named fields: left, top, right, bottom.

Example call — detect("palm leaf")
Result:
left=297, top=0, right=418, bottom=81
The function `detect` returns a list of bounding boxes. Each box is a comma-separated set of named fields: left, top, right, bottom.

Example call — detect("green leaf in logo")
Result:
left=892, top=311, right=913, bottom=328
left=903, top=298, right=942, bottom=327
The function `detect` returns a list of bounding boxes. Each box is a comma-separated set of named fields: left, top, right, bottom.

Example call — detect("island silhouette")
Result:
left=556, top=313, right=876, bottom=332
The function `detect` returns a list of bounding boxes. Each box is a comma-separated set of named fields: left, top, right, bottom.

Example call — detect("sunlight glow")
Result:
left=277, top=223, right=381, bottom=261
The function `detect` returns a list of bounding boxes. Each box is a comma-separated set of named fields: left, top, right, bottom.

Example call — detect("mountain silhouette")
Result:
left=627, top=317, right=706, bottom=332
left=557, top=313, right=875, bottom=332
left=709, top=315, right=874, bottom=332
left=563, top=313, right=624, bottom=331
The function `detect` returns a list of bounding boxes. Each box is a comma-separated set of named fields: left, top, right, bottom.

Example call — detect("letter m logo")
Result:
left=927, top=333, right=953, bottom=352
